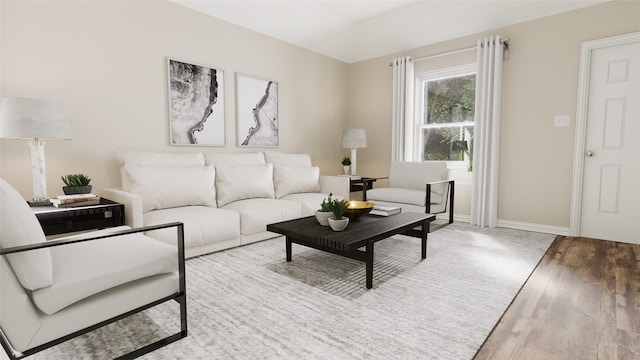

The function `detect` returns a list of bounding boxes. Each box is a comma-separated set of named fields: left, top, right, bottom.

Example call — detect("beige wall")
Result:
left=2, top=0, right=639, bottom=230
left=348, top=0, right=640, bottom=229
left=0, top=0, right=349, bottom=198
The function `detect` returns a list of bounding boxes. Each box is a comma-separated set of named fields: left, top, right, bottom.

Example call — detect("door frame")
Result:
left=569, top=31, right=640, bottom=236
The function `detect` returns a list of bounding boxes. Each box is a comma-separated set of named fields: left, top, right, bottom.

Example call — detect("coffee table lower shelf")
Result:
left=267, top=212, right=435, bottom=289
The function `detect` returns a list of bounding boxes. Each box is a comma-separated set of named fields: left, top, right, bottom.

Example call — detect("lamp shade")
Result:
left=0, top=97, right=72, bottom=140
left=341, top=129, right=367, bottom=148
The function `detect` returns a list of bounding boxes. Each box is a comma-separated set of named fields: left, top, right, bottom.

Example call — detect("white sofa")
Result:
left=103, top=151, right=350, bottom=258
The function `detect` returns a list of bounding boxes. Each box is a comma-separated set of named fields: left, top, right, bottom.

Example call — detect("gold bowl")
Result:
left=343, top=201, right=375, bottom=221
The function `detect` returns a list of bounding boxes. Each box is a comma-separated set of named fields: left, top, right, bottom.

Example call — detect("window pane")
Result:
left=423, top=74, right=475, bottom=125
left=421, top=125, right=474, bottom=163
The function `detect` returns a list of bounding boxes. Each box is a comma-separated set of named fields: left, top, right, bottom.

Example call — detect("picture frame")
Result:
left=167, top=58, right=225, bottom=146
left=236, top=73, right=279, bottom=147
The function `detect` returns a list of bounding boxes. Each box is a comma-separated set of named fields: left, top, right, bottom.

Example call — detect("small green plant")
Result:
left=61, top=174, right=91, bottom=187
left=320, top=193, right=333, bottom=212
left=329, top=199, right=349, bottom=220
left=341, top=156, right=351, bottom=166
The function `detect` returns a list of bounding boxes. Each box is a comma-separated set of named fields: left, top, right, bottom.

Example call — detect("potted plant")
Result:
left=341, top=156, right=351, bottom=175
left=328, top=198, right=349, bottom=231
left=61, top=173, right=92, bottom=195
left=315, top=193, right=334, bottom=226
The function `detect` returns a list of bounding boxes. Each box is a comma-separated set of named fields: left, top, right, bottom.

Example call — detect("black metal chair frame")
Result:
left=425, top=179, right=455, bottom=231
left=0, top=222, right=187, bottom=360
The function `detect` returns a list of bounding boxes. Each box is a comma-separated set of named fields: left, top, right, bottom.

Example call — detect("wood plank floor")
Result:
left=474, top=236, right=640, bottom=360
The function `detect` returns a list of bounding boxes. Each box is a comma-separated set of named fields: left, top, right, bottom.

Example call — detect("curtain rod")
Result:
left=388, top=38, right=509, bottom=66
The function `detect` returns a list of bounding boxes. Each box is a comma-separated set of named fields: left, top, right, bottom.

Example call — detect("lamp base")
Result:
left=28, top=199, right=53, bottom=207
left=350, top=148, right=358, bottom=176
left=29, top=139, right=50, bottom=204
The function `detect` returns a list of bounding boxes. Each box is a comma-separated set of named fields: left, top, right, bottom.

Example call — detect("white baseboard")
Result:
left=441, top=214, right=569, bottom=236
left=497, top=219, right=569, bottom=236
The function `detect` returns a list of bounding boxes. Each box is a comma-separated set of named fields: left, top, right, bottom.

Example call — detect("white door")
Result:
left=579, top=36, right=640, bottom=243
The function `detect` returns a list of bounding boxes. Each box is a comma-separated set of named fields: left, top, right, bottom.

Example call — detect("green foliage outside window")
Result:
left=421, top=73, right=475, bottom=170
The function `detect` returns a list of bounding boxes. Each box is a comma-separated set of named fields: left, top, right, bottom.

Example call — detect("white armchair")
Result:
left=0, top=179, right=187, bottom=359
left=366, top=161, right=454, bottom=231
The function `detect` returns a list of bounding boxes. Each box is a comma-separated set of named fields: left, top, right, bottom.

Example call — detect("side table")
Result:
left=31, top=198, right=125, bottom=236
left=350, top=177, right=387, bottom=201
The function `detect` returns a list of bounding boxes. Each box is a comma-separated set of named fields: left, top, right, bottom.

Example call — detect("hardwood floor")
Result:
left=474, top=236, right=640, bottom=360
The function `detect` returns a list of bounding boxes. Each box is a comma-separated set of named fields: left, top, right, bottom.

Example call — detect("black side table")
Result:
left=32, top=198, right=125, bottom=236
left=350, top=177, right=387, bottom=201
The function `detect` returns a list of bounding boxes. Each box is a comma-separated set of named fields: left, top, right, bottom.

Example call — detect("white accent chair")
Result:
left=366, top=161, right=454, bottom=231
left=0, top=179, right=187, bottom=359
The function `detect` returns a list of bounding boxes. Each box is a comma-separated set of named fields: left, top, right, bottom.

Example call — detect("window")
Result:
left=416, top=64, right=475, bottom=172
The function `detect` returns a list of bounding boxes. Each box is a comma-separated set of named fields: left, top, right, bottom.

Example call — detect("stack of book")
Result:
left=50, top=194, right=101, bottom=208
left=370, top=205, right=401, bottom=216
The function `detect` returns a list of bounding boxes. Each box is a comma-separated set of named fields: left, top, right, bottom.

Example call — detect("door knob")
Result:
left=586, top=151, right=594, bottom=157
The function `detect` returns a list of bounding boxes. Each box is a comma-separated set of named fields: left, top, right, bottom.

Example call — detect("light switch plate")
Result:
left=554, top=115, right=570, bottom=127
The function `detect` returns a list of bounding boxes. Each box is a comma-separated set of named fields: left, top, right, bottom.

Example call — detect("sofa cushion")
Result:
left=204, top=152, right=265, bottom=165
left=367, top=187, right=443, bottom=207
left=264, top=152, right=312, bottom=167
left=31, top=232, right=177, bottom=315
left=222, top=198, right=302, bottom=235
left=215, top=163, right=275, bottom=207
left=281, top=192, right=329, bottom=216
left=123, top=163, right=216, bottom=212
left=143, top=206, right=240, bottom=248
left=0, top=179, right=53, bottom=290
left=273, top=165, right=320, bottom=198
left=116, top=150, right=205, bottom=189
left=389, top=161, right=448, bottom=195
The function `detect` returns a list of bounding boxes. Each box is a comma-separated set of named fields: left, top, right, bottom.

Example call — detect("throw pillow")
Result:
left=116, top=150, right=205, bottom=190
left=123, top=164, right=216, bottom=212
left=273, top=166, right=320, bottom=198
left=0, top=179, right=53, bottom=290
left=215, top=163, right=275, bottom=207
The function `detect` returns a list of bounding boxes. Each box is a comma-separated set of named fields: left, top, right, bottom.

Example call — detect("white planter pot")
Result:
left=315, top=210, right=332, bottom=226
left=342, top=165, right=350, bottom=175
left=328, top=217, right=349, bottom=231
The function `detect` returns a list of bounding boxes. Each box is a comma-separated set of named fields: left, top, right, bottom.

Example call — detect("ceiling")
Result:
left=170, top=0, right=606, bottom=63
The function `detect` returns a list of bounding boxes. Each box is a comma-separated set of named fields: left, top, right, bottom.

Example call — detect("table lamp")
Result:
left=0, top=97, right=72, bottom=206
left=341, top=129, right=367, bottom=176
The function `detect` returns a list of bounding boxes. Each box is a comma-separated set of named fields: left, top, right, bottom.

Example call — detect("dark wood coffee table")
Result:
left=267, top=212, right=435, bottom=289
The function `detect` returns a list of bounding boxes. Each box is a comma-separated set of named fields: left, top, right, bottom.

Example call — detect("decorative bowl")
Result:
left=343, top=201, right=375, bottom=221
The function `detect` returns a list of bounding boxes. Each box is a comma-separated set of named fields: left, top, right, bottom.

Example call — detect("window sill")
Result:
left=447, top=161, right=472, bottom=185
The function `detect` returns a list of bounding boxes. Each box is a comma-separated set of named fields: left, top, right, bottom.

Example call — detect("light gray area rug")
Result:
left=8, top=223, right=555, bottom=360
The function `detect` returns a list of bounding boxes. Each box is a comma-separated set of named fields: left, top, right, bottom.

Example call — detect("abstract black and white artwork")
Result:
left=236, top=74, right=279, bottom=147
left=168, top=58, right=225, bottom=146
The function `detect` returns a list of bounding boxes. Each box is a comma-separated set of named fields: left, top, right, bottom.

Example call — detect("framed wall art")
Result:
left=167, top=58, right=225, bottom=146
left=236, top=73, right=279, bottom=147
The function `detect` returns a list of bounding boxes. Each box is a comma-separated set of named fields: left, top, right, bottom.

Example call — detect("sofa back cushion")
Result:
left=215, top=164, right=275, bottom=207
left=389, top=161, right=448, bottom=195
left=273, top=165, right=320, bottom=198
left=204, top=152, right=265, bottom=166
left=264, top=152, right=312, bottom=167
left=123, top=164, right=217, bottom=212
left=116, top=150, right=205, bottom=190
left=0, top=179, right=53, bottom=290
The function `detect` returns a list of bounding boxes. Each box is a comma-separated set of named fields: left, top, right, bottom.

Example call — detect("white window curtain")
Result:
left=391, top=56, right=414, bottom=162
left=471, top=36, right=505, bottom=227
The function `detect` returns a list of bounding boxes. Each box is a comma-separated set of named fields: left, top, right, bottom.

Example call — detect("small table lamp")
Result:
left=341, top=129, right=367, bottom=176
left=0, top=97, right=72, bottom=206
